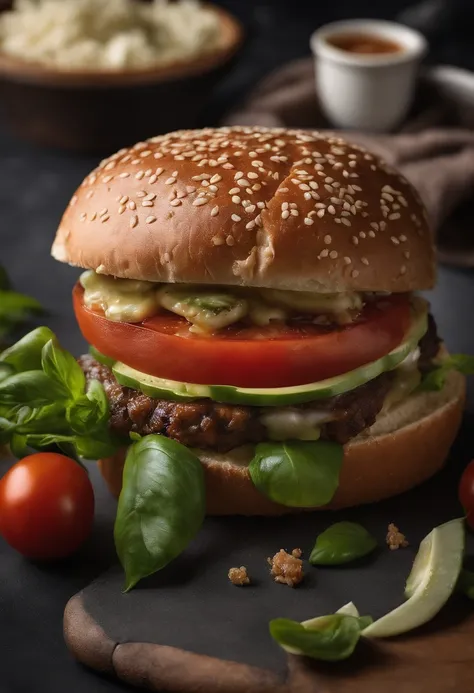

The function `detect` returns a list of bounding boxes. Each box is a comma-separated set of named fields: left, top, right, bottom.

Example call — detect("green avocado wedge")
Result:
left=111, top=307, right=428, bottom=407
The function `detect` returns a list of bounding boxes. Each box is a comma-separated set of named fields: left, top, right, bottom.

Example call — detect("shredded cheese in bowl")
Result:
left=0, top=0, right=222, bottom=71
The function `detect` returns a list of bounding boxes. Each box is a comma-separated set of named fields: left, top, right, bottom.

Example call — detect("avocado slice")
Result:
left=112, top=309, right=428, bottom=407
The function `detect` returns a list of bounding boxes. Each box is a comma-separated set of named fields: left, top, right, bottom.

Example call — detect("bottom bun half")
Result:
left=98, top=371, right=465, bottom=515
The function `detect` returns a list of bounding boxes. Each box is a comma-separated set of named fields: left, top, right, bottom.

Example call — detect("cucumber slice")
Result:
left=112, top=308, right=428, bottom=407
left=362, top=518, right=464, bottom=638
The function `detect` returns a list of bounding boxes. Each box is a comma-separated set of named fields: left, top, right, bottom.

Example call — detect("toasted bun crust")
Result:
left=52, top=127, right=435, bottom=293
left=98, top=371, right=465, bottom=514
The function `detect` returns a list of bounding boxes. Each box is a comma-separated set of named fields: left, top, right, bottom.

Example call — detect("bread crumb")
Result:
left=386, top=523, right=409, bottom=550
left=228, top=566, right=250, bottom=586
left=268, top=549, right=304, bottom=587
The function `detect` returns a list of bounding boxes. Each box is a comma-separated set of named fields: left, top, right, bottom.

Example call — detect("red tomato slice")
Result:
left=73, top=284, right=411, bottom=388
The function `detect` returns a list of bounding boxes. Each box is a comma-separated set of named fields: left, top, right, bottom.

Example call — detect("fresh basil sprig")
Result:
left=114, top=434, right=206, bottom=591
left=420, top=354, right=474, bottom=391
left=270, top=612, right=372, bottom=662
left=309, top=522, right=378, bottom=566
left=249, top=440, right=343, bottom=507
left=456, top=569, right=474, bottom=599
left=0, top=267, right=43, bottom=344
left=0, top=328, right=119, bottom=459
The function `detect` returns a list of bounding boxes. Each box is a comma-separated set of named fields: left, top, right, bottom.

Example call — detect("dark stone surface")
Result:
left=1, top=1, right=474, bottom=691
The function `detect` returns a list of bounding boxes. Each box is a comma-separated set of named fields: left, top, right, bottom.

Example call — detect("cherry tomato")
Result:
left=73, top=284, right=411, bottom=388
left=459, top=460, right=474, bottom=530
left=0, top=453, right=94, bottom=559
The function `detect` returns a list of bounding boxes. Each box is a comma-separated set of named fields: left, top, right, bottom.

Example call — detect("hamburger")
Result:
left=49, top=126, right=466, bottom=515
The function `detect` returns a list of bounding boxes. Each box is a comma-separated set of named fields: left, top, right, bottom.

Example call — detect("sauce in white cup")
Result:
left=311, top=19, right=428, bottom=132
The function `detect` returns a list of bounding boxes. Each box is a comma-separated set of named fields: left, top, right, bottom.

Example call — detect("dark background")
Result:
left=1, top=1, right=474, bottom=692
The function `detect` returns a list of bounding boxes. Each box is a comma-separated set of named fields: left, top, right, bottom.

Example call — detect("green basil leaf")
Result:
left=66, top=381, right=109, bottom=436
left=0, top=363, right=14, bottom=382
left=114, top=434, right=205, bottom=591
left=0, top=290, right=42, bottom=319
left=0, top=416, right=18, bottom=444
left=249, top=441, right=343, bottom=507
left=0, top=371, right=69, bottom=406
left=42, top=339, right=86, bottom=399
left=0, top=267, right=11, bottom=290
left=456, top=569, right=474, bottom=599
left=420, top=354, right=474, bottom=391
left=0, top=327, right=54, bottom=372
left=309, top=522, right=378, bottom=565
left=74, top=435, right=118, bottom=460
left=9, top=432, right=30, bottom=458
left=270, top=614, right=368, bottom=662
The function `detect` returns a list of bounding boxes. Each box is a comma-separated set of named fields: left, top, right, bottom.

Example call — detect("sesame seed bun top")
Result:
left=52, top=127, right=435, bottom=293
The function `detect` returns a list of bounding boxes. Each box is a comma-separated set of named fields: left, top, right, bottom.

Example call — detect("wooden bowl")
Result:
left=0, top=4, right=243, bottom=154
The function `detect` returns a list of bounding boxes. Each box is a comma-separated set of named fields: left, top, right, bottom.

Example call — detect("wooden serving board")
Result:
left=64, top=419, right=474, bottom=693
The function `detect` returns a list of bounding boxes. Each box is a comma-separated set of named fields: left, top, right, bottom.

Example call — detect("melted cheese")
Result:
left=79, top=270, right=364, bottom=330
left=80, top=270, right=158, bottom=323
left=261, top=409, right=332, bottom=441
left=156, top=287, right=248, bottom=332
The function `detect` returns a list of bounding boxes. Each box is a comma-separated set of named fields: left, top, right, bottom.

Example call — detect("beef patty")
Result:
left=79, top=314, right=440, bottom=452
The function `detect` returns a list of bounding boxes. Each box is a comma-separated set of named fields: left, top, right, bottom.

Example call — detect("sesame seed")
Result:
left=343, top=256, right=351, bottom=265
left=119, top=195, right=129, bottom=205
left=186, top=186, right=196, bottom=194
left=119, top=172, right=130, bottom=179
left=142, top=200, right=154, bottom=207
left=380, top=221, right=387, bottom=231
left=136, top=191, right=147, bottom=198
left=290, top=209, right=299, bottom=217
left=149, top=174, right=158, bottom=185
left=252, top=184, right=262, bottom=191
left=351, top=269, right=359, bottom=278
left=212, top=235, right=224, bottom=246
left=154, top=152, right=163, bottom=159
left=80, top=213, right=87, bottom=222
left=118, top=205, right=126, bottom=215
left=165, top=177, right=176, bottom=185
left=237, top=179, right=250, bottom=187
left=211, top=206, right=219, bottom=217
left=309, top=181, right=319, bottom=190
left=317, top=209, right=325, bottom=218
left=320, top=249, right=329, bottom=258
left=278, top=187, right=289, bottom=193
left=210, top=174, right=222, bottom=184
left=231, top=214, right=241, bottom=222
left=246, top=205, right=256, bottom=214
left=229, top=187, right=239, bottom=195
left=234, top=172, right=243, bottom=180
left=329, top=250, right=338, bottom=259
left=246, top=220, right=256, bottom=230
left=193, top=197, right=208, bottom=207
left=208, top=185, right=218, bottom=193
left=304, top=192, right=312, bottom=201
left=222, top=163, right=234, bottom=170
left=400, top=265, right=407, bottom=275
left=370, top=222, right=379, bottom=231
left=324, top=235, right=332, bottom=244
left=145, top=216, right=157, bottom=224
left=391, top=236, right=400, bottom=245
left=282, top=210, right=290, bottom=220
left=103, top=175, right=113, bottom=183
left=232, top=196, right=241, bottom=204
left=135, top=171, right=145, bottom=180
left=304, top=218, right=314, bottom=225
left=328, top=205, right=336, bottom=215
left=399, top=234, right=407, bottom=242
left=325, top=184, right=334, bottom=193
left=90, top=213, right=97, bottom=221
left=340, top=218, right=351, bottom=226
left=99, top=208, right=108, bottom=217
left=130, top=215, right=138, bottom=228
left=359, top=231, right=366, bottom=239
left=226, top=235, right=235, bottom=246
left=352, top=236, right=359, bottom=245
left=299, top=184, right=311, bottom=191
left=248, top=172, right=259, bottom=180
left=361, top=257, right=369, bottom=265
left=144, top=193, right=156, bottom=201
left=368, top=230, right=376, bottom=238
left=169, top=199, right=182, bottom=207
left=404, top=251, right=410, bottom=259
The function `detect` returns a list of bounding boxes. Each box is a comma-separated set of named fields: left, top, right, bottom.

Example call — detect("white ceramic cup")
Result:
left=310, top=19, right=428, bottom=132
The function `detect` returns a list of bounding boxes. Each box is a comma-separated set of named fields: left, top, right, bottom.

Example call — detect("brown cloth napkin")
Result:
left=225, top=58, right=474, bottom=267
